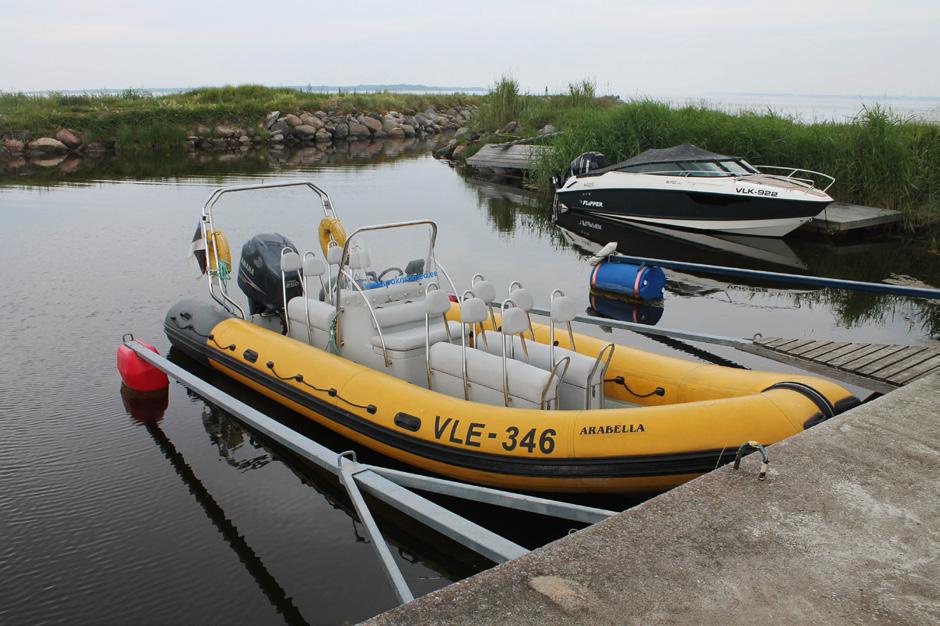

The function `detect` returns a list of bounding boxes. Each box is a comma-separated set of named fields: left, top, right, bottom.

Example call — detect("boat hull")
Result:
left=165, top=299, right=858, bottom=494
left=556, top=177, right=831, bottom=237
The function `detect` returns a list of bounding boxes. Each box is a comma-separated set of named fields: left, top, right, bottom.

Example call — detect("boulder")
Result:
left=360, top=116, right=383, bottom=133
left=455, top=126, right=469, bottom=138
left=271, top=133, right=285, bottom=143
left=331, top=122, right=349, bottom=139
left=387, top=127, right=405, bottom=139
left=269, top=120, right=290, bottom=135
left=314, top=110, right=327, bottom=119
left=263, top=111, right=280, bottom=129
left=382, top=117, right=399, bottom=132
left=3, top=138, right=25, bottom=153
left=401, top=124, right=416, bottom=137
left=348, top=122, right=370, bottom=138
left=239, top=135, right=251, bottom=144
left=300, top=114, right=323, bottom=128
left=538, top=124, right=558, bottom=135
left=283, top=113, right=303, bottom=127
left=55, top=128, right=82, bottom=150
left=214, top=125, right=236, bottom=138
left=372, top=130, right=388, bottom=139
left=315, top=128, right=332, bottom=142
left=452, top=145, right=466, bottom=159
left=28, top=137, right=68, bottom=153
left=196, top=125, right=211, bottom=136
left=500, top=121, right=519, bottom=133
left=292, top=124, right=320, bottom=139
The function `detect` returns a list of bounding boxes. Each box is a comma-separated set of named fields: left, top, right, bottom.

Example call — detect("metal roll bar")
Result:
left=339, top=268, right=391, bottom=367
left=753, top=165, right=836, bottom=192
left=200, top=181, right=337, bottom=319
left=587, top=343, right=616, bottom=409
left=333, top=220, right=439, bottom=356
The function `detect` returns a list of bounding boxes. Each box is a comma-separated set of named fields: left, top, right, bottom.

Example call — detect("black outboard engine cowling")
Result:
left=237, top=233, right=302, bottom=316
left=568, top=151, right=608, bottom=178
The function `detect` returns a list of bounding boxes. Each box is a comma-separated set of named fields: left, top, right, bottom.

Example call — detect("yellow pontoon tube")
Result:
left=165, top=299, right=858, bottom=494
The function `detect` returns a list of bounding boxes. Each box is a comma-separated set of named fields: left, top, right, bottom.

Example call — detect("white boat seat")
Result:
left=326, top=244, right=343, bottom=265
left=507, top=286, right=534, bottom=312
left=471, top=279, right=496, bottom=304
left=287, top=297, right=334, bottom=331
left=373, top=299, right=427, bottom=328
left=482, top=332, right=601, bottom=384
left=551, top=295, right=577, bottom=323
left=429, top=342, right=560, bottom=407
left=373, top=320, right=463, bottom=352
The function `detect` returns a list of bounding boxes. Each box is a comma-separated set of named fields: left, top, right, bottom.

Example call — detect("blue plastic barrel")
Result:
left=590, top=261, right=666, bottom=301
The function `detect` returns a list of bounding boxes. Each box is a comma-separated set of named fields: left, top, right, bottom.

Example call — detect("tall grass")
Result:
left=472, top=77, right=613, bottom=136
left=532, top=100, right=940, bottom=227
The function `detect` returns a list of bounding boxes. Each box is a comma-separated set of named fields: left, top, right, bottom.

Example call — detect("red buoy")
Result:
left=117, top=338, right=169, bottom=392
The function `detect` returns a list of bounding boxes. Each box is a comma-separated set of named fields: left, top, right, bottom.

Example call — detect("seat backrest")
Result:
left=501, top=307, right=530, bottom=336
left=508, top=285, right=534, bottom=312
left=550, top=295, right=577, bottom=323
left=425, top=289, right=452, bottom=316
left=460, top=297, right=488, bottom=325
left=471, top=281, right=496, bottom=304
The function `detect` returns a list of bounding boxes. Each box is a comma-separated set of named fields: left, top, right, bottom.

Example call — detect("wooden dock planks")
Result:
left=744, top=336, right=940, bottom=393
left=466, top=144, right=551, bottom=173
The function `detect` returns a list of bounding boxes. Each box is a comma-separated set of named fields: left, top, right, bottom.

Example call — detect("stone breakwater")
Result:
left=0, top=105, right=476, bottom=161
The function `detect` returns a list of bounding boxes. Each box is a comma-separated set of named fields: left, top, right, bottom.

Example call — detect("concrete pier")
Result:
left=369, top=372, right=939, bottom=625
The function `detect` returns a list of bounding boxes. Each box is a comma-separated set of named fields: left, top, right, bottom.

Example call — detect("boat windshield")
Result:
left=338, top=221, right=441, bottom=295
left=620, top=160, right=728, bottom=177
left=718, top=159, right=757, bottom=175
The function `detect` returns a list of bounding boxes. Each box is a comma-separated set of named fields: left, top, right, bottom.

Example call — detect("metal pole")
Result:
left=529, top=307, right=751, bottom=348
left=338, top=456, right=414, bottom=604
left=603, top=254, right=940, bottom=300
left=124, top=341, right=530, bottom=562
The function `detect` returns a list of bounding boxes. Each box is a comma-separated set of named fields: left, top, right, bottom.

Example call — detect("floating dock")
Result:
left=369, top=371, right=940, bottom=625
left=740, top=337, right=940, bottom=394
left=465, top=144, right=901, bottom=234
left=804, top=202, right=901, bottom=235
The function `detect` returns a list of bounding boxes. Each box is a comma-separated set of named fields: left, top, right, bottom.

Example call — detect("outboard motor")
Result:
left=237, top=233, right=302, bottom=316
left=554, top=151, right=608, bottom=189
left=568, top=151, right=608, bottom=178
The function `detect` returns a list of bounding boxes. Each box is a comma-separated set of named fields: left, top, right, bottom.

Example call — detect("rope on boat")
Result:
left=604, top=375, right=666, bottom=398
left=326, top=311, right=339, bottom=354
left=266, top=360, right=377, bottom=414
left=733, top=441, right=769, bottom=481
left=168, top=315, right=237, bottom=351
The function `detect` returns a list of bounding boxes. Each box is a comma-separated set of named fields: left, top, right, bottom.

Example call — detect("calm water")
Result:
left=1, top=139, right=937, bottom=624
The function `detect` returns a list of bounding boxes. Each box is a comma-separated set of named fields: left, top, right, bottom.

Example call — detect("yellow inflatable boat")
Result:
left=167, top=182, right=858, bottom=494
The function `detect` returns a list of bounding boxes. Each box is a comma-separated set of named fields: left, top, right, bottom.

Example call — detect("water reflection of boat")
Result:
left=557, top=209, right=809, bottom=271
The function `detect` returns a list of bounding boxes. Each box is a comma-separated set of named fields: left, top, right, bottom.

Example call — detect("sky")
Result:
left=1, top=0, right=939, bottom=98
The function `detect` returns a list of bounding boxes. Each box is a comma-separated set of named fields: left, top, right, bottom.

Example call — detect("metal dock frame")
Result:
left=123, top=339, right=615, bottom=606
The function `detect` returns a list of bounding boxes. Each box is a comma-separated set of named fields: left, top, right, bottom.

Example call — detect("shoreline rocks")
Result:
left=0, top=105, right=477, bottom=160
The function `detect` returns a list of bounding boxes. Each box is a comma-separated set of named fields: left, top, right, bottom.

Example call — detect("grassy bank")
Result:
left=0, top=86, right=478, bottom=150
left=464, top=79, right=939, bottom=228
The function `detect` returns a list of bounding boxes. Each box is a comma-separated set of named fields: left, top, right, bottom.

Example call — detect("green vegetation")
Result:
left=471, top=76, right=614, bottom=137
left=0, top=85, right=479, bottom=149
